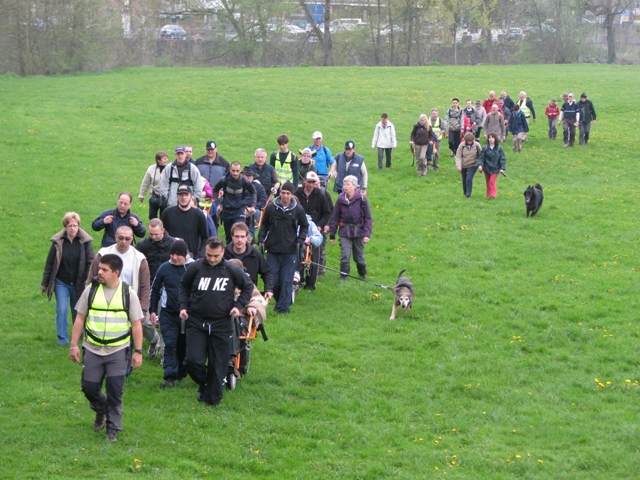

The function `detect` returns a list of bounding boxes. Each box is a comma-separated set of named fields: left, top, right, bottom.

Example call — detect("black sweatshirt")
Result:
left=179, top=259, right=253, bottom=325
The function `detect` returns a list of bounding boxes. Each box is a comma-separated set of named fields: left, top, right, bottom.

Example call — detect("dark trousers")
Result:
left=81, top=348, right=128, bottom=433
left=460, top=166, right=478, bottom=198
left=548, top=118, right=558, bottom=139
left=159, top=310, right=186, bottom=381
left=579, top=122, right=591, bottom=144
left=377, top=147, right=392, bottom=168
left=267, top=252, right=297, bottom=313
left=222, top=209, right=246, bottom=244
left=148, top=199, right=165, bottom=220
left=186, top=320, right=232, bottom=406
left=448, top=130, right=462, bottom=153
left=563, top=119, right=576, bottom=146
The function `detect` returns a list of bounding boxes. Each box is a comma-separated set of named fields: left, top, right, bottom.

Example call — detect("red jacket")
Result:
left=545, top=104, right=560, bottom=118
left=483, top=97, right=502, bottom=114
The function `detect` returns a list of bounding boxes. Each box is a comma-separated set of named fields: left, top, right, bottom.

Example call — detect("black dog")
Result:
left=523, top=184, right=544, bottom=217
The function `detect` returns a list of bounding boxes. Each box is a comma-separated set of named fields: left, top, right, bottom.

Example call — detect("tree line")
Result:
left=0, top=0, right=635, bottom=76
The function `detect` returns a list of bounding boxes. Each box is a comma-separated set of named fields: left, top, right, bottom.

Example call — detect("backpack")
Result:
left=169, top=161, right=193, bottom=186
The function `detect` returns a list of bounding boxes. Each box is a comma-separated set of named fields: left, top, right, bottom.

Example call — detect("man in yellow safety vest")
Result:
left=70, top=253, right=144, bottom=443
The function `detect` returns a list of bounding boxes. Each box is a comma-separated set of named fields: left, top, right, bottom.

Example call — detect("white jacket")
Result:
left=371, top=121, right=397, bottom=149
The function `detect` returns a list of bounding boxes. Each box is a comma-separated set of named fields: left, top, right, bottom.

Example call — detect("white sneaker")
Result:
left=293, top=271, right=301, bottom=285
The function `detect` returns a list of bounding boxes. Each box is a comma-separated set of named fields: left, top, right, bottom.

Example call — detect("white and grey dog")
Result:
left=390, top=269, right=414, bottom=320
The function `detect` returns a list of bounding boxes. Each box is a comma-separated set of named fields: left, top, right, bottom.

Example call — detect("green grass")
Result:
left=1, top=64, right=640, bottom=478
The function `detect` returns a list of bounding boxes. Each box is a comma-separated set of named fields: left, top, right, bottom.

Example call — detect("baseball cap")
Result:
left=206, top=141, right=216, bottom=150
left=475, top=100, right=481, bottom=106
left=306, top=171, right=319, bottom=182
left=345, top=141, right=355, bottom=150
left=176, top=184, right=191, bottom=195
left=312, top=131, right=323, bottom=139
left=580, top=93, right=587, bottom=99
left=175, top=146, right=185, bottom=153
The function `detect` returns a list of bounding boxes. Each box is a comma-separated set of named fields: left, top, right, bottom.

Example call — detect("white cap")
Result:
left=312, top=131, right=323, bottom=139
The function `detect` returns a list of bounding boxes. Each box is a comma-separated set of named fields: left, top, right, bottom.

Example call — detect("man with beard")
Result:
left=160, top=146, right=203, bottom=208
left=179, top=237, right=253, bottom=406
left=161, top=184, right=209, bottom=259
left=70, top=254, right=144, bottom=442
left=213, top=161, right=256, bottom=244
left=482, top=103, right=506, bottom=142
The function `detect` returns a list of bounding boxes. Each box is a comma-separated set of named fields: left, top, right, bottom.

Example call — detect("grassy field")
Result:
left=1, top=64, right=640, bottom=479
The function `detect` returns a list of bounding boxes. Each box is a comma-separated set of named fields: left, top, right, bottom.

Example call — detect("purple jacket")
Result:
left=329, top=190, right=372, bottom=239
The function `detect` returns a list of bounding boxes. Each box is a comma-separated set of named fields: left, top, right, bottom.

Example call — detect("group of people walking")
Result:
left=41, top=131, right=374, bottom=442
left=40, top=87, right=596, bottom=441
left=403, top=89, right=596, bottom=199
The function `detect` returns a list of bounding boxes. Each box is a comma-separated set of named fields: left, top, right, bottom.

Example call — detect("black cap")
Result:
left=170, top=239, right=188, bottom=257
left=345, top=140, right=355, bottom=149
left=280, top=181, right=295, bottom=193
left=206, top=141, right=216, bottom=150
left=580, top=93, right=587, bottom=99
left=242, top=166, right=254, bottom=177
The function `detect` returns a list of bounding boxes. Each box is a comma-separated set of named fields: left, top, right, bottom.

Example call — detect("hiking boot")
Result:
left=105, top=431, right=118, bottom=443
left=160, top=379, right=175, bottom=388
left=147, top=340, right=158, bottom=358
left=93, top=413, right=106, bottom=432
left=357, top=264, right=367, bottom=279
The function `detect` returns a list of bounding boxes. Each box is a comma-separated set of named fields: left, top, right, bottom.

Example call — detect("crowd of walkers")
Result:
left=40, top=88, right=596, bottom=440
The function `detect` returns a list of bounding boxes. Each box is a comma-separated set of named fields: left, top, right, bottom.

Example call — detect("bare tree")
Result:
left=472, top=0, right=500, bottom=63
left=442, top=0, right=466, bottom=65
left=585, top=0, right=634, bottom=63
left=298, top=0, right=333, bottom=66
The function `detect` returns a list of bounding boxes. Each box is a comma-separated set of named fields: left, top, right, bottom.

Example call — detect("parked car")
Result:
left=329, top=18, right=365, bottom=33
left=506, top=27, right=524, bottom=41
left=284, top=25, right=305, bottom=35
left=160, top=25, right=187, bottom=40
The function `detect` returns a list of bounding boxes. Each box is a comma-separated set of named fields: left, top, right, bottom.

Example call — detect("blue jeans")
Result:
left=267, top=252, right=297, bottom=313
left=460, top=166, right=478, bottom=198
left=54, top=279, right=76, bottom=345
left=159, top=310, right=187, bottom=381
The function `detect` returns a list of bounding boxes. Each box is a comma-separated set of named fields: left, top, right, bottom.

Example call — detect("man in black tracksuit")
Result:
left=213, top=161, right=256, bottom=244
left=179, top=236, right=253, bottom=406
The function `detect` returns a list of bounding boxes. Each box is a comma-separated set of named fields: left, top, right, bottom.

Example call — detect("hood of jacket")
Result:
left=274, top=196, right=299, bottom=212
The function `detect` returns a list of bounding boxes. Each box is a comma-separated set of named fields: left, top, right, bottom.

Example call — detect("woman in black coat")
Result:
left=41, top=212, right=94, bottom=345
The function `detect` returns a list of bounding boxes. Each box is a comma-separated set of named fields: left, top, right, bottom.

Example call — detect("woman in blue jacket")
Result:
left=508, top=104, right=529, bottom=153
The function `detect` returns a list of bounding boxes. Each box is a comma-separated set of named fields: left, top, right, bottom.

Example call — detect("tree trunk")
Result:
left=322, top=0, right=332, bottom=66
left=606, top=13, right=616, bottom=63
